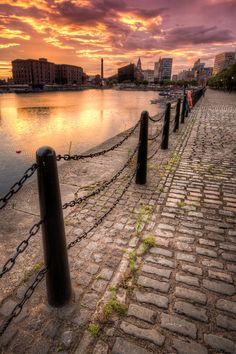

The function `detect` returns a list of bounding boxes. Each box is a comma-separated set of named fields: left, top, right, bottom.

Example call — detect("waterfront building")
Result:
left=55, top=64, right=83, bottom=85
left=192, top=59, right=205, bottom=78
left=192, top=59, right=213, bottom=85
left=199, top=67, right=213, bottom=86
left=154, top=61, right=161, bottom=82
left=143, top=70, right=154, bottom=83
left=117, top=62, right=143, bottom=83
left=213, top=52, right=236, bottom=75
left=177, top=69, right=194, bottom=81
left=87, top=75, right=102, bottom=86
left=176, top=59, right=212, bottom=85
left=12, top=58, right=55, bottom=85
left=118, top=64, right=135, bottom=82
left=12, top=58, right=83, bottom=85
left=160, top=58, right=173, bottom=81
left=137, top=57, right=142, bottom=72
left=154, top=58, right=173, bottom=82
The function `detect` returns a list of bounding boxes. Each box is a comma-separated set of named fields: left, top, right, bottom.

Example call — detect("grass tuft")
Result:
left=141, top=235, right=156, bottom=254
left=127, top=251, right=137, bottom=273
left=88, top=323, right=100, bottom=337
left=33, top=262, right=43, bottom=272
left=135, top=204, right=153, bottom=235
left=177, top=201, right=187, bottom=208
left=103, top=288, right=127, bottom=319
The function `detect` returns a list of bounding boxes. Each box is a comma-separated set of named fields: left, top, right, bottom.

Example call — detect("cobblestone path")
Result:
left=0, top=90, right=236, bottom=354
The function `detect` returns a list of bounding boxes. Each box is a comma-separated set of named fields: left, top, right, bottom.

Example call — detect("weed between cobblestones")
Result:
left=95, top=274, right=103, bottom=280
left=127, top=251, right=137, bottom=273
left=21, top=269, right=29, bottom=282
left=88, top=323, right=100, bottom=337
left=177, top=201, right=187, bottom=208
left=135, top=204, right=153, bottom=235
left=141, top=235, right=156, bottom=254
left=103, top=287, right=127, bottom=319
left=54, top=345, right=63, bottom=352
left=163, top=151, right=180, bottom=172
left=33, top=261, right=44, bottom=272
left=156, top=186, right=164, bottom=192
left=64, top=218, right=70, bottom=226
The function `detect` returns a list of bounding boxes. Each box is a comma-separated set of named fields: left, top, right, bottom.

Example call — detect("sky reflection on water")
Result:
left=0, top=89, right=161, bottom=195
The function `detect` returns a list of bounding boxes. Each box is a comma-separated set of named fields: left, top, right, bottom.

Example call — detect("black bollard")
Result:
left=181, top=94, right=187, bottom=124
left=37, top=146, right=72, bottom=307
left=174, top=98, right=181, bottom=132
left=161, top=103, right=171, bottom=150
left=136, top=111, right=149, bottom=185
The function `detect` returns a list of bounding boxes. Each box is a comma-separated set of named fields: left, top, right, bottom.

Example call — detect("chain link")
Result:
left=0, top=219, right=44, bottom=279
left=0, top=163, right=38, bottom=210
left=67, top=169, right=136, bottom=249
left=148, top=128, right=162, bottom=141
left=63, top=145, right=138, bottom=209
left=148, top=143, right=162, bottom=161
left=0, top=266, right=47, bottom=337
left=57, top=120, right=140, bottom=162
left=0, top=169, right=136, bottom=336
left=149, top=111, right=165, bottom=123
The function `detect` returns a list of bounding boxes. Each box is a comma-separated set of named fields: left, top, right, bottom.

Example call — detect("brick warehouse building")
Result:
left=12, top=58, right=83, bottom=86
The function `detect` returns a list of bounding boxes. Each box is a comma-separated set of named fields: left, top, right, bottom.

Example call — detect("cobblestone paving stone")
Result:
left=0, top=89, right=236, bottom=353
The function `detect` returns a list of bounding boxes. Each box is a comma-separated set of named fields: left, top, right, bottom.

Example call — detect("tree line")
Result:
left=208, top=63, right=236, bottom=91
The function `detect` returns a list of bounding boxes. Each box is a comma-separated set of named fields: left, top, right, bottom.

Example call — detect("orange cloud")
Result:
left=0, top=26, right=30, bottom=40
left=44, top=37, right=74, bottom=49
left=0, top=43, right=20, bottom=49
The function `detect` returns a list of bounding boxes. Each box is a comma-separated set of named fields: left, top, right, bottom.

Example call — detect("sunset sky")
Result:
left=0, top=0, right=236, bottom=79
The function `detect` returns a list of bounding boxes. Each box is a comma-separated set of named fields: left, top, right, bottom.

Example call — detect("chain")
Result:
left=149, top=111, right=165, bottom=123
left=63, top=145, right=138, bottom=209
left=0, top=266, right=47, bottom=337
left=0, top=163, right=38, bottom=210
left=0, top=170, right=135, bottom=335
left=148, top=128, right=162, bottom=141
left=67, top=169, right=136, bottom=249
left=0, top=219, right=44, bottom=279
left=57, top=120, right=140, bottom=162
left=148, top=143, right=162, bottom=161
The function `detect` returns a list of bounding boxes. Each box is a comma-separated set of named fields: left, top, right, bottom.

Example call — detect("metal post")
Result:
left=135, top=111, right=148, bottom=185
left=37, top=146, right=72, bottom=307
left=173, top=98, right=181, bottom=132
left=161, top=103, right=171, bottom=150
left=181, top=94, right=187, bottom=124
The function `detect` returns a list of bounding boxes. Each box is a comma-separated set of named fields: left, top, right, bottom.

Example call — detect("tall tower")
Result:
left=101, top=58, right=104, bottom=79
left=137, top=57, right=142, bottom=71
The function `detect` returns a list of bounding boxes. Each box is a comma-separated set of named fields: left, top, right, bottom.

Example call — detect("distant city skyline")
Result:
left=0, top=0, right=236, bottom=79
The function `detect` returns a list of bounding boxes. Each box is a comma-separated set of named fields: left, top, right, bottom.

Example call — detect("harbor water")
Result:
left=0, top=89, right=162, bottom=195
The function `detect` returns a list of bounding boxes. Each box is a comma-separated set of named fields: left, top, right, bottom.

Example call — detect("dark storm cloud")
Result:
left=165, top=26, right=235, bottom=47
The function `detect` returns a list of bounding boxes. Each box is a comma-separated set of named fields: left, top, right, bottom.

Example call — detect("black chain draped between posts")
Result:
left=0, top=266, right=48, bottom=337
left=0, top=219, right=44, bottom=279
left=147, top=141, right=162, bottom=161
left=0, top=163, right=38, bottom=210
left=67, top=168, right=136, bottom=249
left=148, top=128, right=162, bottom=141
left=57, top=120, right=140, bottom=162
left=0, top=161, right=137, bottom=336
left=62, top=144, right=139, bottom=209
left=149, top=111, right=165, bottom=123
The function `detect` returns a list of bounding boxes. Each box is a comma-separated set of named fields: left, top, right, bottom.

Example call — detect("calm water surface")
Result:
left=0, top=89, right=162, bottom=195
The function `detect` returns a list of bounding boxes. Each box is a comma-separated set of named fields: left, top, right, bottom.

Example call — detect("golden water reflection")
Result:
left=0, top=89, right=161, bottom=194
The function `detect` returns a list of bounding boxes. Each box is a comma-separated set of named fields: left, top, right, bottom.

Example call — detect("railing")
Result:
left=0, top=88, right=205, bottom=336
